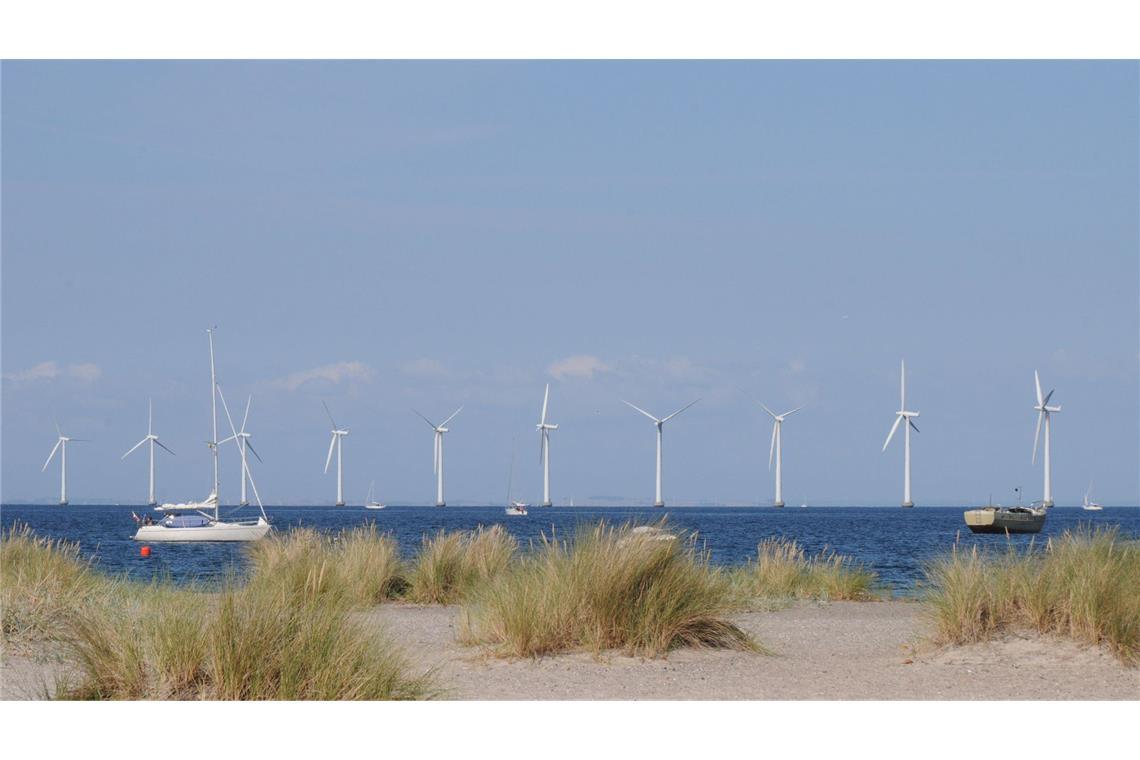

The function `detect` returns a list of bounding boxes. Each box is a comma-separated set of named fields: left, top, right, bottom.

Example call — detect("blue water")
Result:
left=3, top=504, right=1137, bottom=593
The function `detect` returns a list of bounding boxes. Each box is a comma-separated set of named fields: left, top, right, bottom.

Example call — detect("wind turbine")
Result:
left=122, top=399, right=175, bottom=506
left=42, top=422, right=88, bottom=505
left=413, top=406, right=463, bottom=506
left=750, top=399, right=802, bottom=508
left=322, top=401, right=349, bottom=507
left=882, top=360, right=920, bottom=508
left=1032, top=370, right=1061, bottom=508
left=219, top=396, right=261, bottom=506
left=536, top=384, right=558, bottom=507
left=623, top=398, right=699, bottom=507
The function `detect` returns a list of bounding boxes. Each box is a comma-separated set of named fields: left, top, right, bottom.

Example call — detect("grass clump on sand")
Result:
left=460, top=521, right=756, bottom=658
left=406, top=525, right=517, bottom=604
left=729, top=538, right=878, bottom=602
left=1, top=523, right=104, bottom=650
left=925, top=526, right=1140, bottom=664
left=63, top=581, right=435, bottom=700
left=246, top=524, right=405, bottom=605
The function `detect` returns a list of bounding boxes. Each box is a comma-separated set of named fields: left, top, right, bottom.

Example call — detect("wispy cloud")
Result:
left=276, top=361, right=375, bottom=391
left=2, top=361, right=102, bottom=385
left=398, top=358, right=449, bottom=379
left=548, top=355, right=611, bottom=381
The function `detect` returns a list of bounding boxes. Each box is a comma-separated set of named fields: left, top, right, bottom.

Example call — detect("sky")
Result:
left=2, top=60, right=1137, bottom=506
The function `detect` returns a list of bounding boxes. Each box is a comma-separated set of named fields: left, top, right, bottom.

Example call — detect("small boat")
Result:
left=1082, top=482, right=1103, bottom=511
left=365, top=480, right=385, bottom=510
left=505, top=500, right=528, bottom=516
left=503, top=444, right=527, bottom=516
left=963, top=501, right=1046, bottom=534
left=133, top=329, right=271, bottom=543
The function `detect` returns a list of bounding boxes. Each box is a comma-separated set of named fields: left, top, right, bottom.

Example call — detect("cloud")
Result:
left=276, top=361, right=375, bottom=391
left=2, top=361, right=102, bottom=385
left=548, top=355, right=611, bottom=381
left=398, top=358, right=449, bottom=378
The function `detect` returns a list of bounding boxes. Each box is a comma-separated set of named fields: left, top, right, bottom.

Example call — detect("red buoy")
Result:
left=140, top=546, right=151, bottom=558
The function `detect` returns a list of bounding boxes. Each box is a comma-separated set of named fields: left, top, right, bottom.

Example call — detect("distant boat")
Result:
left=133, top=330, right=271, bottom=542
left=964, top=494, right=1045, bottom=534
left=504, top=441, right=527, bottom=516
left=365, top=480, right=385, bottom=510
left=1082, top=482, right=1103, bottom=511
left=800, top=501, right=807, bottom=508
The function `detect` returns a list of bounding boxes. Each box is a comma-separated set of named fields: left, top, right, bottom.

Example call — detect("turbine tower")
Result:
left=122, top=399, right=175, bottom=506
left=414, top=406, right=463, bottom=506
left=536, top=384, right=558, bottom=507
left=623, top=399, right=699, bottom=507
left=219, top=396, right=261, bottom=506
left=42, top=423, right=88, bottom=505
left=322, top=401, right=349, bottom=507
left=1032, top=370, right=1061, bottom=508
left=752, top=400, right=802, bottom=508
left=882, top=360, right=920, bottom=508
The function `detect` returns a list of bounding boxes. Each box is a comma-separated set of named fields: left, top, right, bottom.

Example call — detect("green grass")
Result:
left=924, top=526, right=1140, bottom=664
left=728, top=538, right=878, bottom=602
left=460, top=521, right=757, bottom=658
left=405, top=525, right=517, bottom=604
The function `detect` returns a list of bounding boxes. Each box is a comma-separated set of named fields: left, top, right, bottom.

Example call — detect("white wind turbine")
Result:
left=751, top=399, right=802, bottom=508
left=42, top=422, right=89, bottom=505
left=414, top=407, right=463, bottom=506
left=623, top=398, right=700, bottom=507
left=1032, top=370, right=1061, bottom=508
left=219, top=396, right=261, bottom=506
left=322, top=401, right=349, bottom=507
left=122, top=399, right=175, bottom=506
left=536, top=384, right=558, bottom=507
left=882, top=360, right=920, bottom=508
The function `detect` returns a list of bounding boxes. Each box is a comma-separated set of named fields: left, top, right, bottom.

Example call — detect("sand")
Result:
left=4, top=601, right=1136, bottom=700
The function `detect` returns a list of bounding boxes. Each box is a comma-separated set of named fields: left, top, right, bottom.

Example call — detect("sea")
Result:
left=3, top=504, right=1137, bottom=594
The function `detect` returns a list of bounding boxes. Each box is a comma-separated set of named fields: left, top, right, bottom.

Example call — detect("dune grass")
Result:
left=924, top=526, right=1140, bottom=664
left=405, top=525, right=517, bottom=604
left=729, top=538, right=878, bottom=603
left=246, top=524, right=405, bottom=605
left=460, top=521, right=757, bottom=658
left=1, top=523, right=105, bottom=650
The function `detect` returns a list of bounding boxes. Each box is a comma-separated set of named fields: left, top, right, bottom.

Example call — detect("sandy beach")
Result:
left=4, top=600, right=1136, bottom=700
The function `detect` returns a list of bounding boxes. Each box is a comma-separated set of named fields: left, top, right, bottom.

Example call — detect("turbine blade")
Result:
left=54, top=419, right=62, bottom=437
left=412, top=409, right=437, bottom=428
left=241, top=395, right=252, bottom=433
left=1032, top=410, right=1043, bottom=464
left=440, top=406, right=464, bottom=428
left=769, top=421, right=778, bottom=470
left=1034, top=370, right=1043, bottom=406
left=218, top=434, right=238, bottom=445
left=540, top=384, right=550, bottom=426
left=43, top=439, right=62, bottom=471
left=539, top=428, right=545, bottom=465
left=738, top=387, right=776, bottom=419
left=900, top=359, right=906, bottom=409
left=148, top=398, right=153, bottom=435
left=122, top=437, right=148, bottom=459
left=662, top=398, right=700, bottom=423
left=782, top=406, right=803, bottom=418
left=759, top=402, right=778, bottom=420
left=1041, top=389, right=1054, bottom=408
left=322, top=400, right=338, bottom=430
left=325, top=433, right=337, bottom=473
left=909, top=419, right=920, bottom=433
left=882, top=415, right=903, bottom=451
left=622, top=400, right=660, bottom=423
left=245, top=439, right=263, bottom=464
left=155, top=439, right=176, bottom=456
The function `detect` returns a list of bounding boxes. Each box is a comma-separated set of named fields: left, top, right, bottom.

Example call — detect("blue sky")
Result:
left=2, top=61, right=1137, bottom=505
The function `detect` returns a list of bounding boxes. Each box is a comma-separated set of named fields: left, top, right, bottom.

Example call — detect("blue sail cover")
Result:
left=164, top=515, right=212, bottom=528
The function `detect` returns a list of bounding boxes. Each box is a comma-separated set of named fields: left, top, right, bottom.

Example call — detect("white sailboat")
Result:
left=504, top=444, right=527, bottom=516
left=1082, top=482, right=1103, bottom=511
left=365, top=480, right=386, bottom=510
left=133, top=329, right=271, bottom=542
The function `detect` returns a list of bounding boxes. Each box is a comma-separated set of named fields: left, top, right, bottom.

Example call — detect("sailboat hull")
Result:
left=134, top=517, right=272, bottom=542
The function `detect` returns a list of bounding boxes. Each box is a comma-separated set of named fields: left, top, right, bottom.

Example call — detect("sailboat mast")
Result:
left=506, top=445, right=515, bottom=505
left=208, top=328, right=219, bottom=520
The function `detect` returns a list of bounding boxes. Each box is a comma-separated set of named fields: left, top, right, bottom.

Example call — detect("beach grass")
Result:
left=460, top=521, right=757, bottom=658
left=925, top=526, right=1140, bottom=664
left=246, top=524, right=405, bottom=605
left=405, top=525, right=517, bottom=604
left=729, top=538, right=878, bottom=602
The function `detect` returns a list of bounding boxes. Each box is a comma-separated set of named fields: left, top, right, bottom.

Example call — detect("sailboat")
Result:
left=133, top=329, right=271, bottom=542
left=365, top=480, right=385, bottom=510
left=504, top=444, right=527, bottom=516
left=1082, top=482, right=1103, bottom=511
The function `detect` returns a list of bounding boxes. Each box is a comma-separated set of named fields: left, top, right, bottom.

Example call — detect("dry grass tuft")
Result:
left=925, top=526, right=1140, bottom=664
left=406, top=525, right=517, bottom=604
left=460, top=521, right=757, bottom=658
left=730, top=538, right=878, bottom=602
